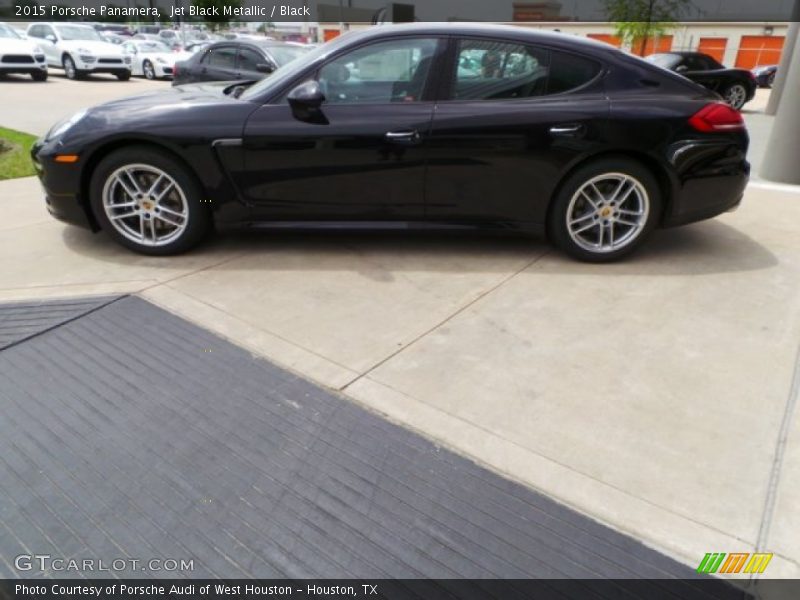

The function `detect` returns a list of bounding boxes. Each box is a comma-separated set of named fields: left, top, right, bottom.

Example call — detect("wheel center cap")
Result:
left=600, top=206, right=613, bottom=218
left=142, top=200, right=155, bottom=211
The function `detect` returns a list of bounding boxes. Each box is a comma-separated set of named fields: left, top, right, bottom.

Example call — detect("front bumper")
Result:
left=31, top=138, right=97, bottom=231
left=0, top=55, right=47, bottom=75
left=74, top=55, right=131, bottom=74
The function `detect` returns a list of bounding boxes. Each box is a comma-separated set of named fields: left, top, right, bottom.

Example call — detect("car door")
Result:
left=681, top=54, right=724, bottom=93
left=195, top=44, right=238, bottom=82
left=424, top=37, right=609, bottom=225
left=239, top=36, right=445, bottom=220
left=236, top=45, right=268, bottom=80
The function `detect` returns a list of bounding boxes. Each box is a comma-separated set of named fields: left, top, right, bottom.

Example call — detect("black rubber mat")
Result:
left=0, top=296, right=741, bottom=598
left=0, top=296, right=117, bottom=350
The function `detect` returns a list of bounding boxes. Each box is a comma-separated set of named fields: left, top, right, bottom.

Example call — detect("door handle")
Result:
left=385, top=130, right=421, bottom=145
left=549, top=124, right=584, bottom=137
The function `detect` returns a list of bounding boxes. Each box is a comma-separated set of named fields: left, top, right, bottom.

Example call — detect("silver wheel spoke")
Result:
left=110, top=209, right=139, bottom=221
left=155, top=213, right=182, bottom=228
left=608, top=221, right=615, bottom=247
left=147, top=174, right=165, bottom=196
left=569, top=212, right=594, bottom=226
left=155, top=182, right=175, bottom=203
left=574, top=220, right=599, bottom=235
left=617, top=208, right=643, bottom=216
left=138, top=213, right=145, bottom=241
left=597, top=222, right=605, bottom=247
left=616, top=217, right=639, bottom=227
left=157, top=204, right=184, bottom=218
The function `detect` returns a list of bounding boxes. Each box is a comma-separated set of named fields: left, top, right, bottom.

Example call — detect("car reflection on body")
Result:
left=32, top=23, right=749, bottom=262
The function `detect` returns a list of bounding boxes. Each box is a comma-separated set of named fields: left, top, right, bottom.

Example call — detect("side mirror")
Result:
left=45, top=34, right=56, bottom=43
left=676, top=65, right=689, bottom=73
left=287, top=80, right=327, bottom=122
left=255, top=63, right=274, bottom=74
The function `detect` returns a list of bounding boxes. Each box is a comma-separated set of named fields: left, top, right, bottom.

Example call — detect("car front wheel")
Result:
left=62, top=55, right=82, bottom=80
left=143, top=60, right=155, bottom=80
left=723, top=83, right=748, bottom=110
left=90, top=147, right=211, bottom=255
left=548, top=158, right=661, bottom=262
left=31, top=70, right=47, bottom=82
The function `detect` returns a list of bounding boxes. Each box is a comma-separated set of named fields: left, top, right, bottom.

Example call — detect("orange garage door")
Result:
left=587, top=34, right=622, bottom=48
left=632, top=35, right=673, bottom=56
left=698, top=37, right=728, bottom=63
left=735, top=36, right=785, bottom=69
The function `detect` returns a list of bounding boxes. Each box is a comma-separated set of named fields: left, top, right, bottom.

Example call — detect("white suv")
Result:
left=0, top=22, right=47, bottom=81
left=26, top=22, right=131, bottom=80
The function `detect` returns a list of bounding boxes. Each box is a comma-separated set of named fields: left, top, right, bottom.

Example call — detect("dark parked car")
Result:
left=172, top=40, right=312, bottom=85
left=752, top=64, right=778, bottom=88
left=646, top=51, right=756, bottom=110
left=32, top=23, right=749, bottom=262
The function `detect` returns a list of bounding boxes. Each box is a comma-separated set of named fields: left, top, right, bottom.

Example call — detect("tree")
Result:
left=190, top=0, right=242, bottom=31
left=603, top=0, right=693, bottom=56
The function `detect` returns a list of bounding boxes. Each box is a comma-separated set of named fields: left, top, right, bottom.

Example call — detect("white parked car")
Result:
left=0, top=22, right=47, bottom=81
left=26, top=22, right=131, bottom=80
left=122, top=39, right=190, bottom=80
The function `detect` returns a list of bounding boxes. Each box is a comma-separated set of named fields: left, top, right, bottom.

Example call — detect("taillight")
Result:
left=688, top=102, right=745, bottom=132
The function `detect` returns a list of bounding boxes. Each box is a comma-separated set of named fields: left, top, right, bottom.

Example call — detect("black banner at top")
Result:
left=1, top=0, right=799, bottom=23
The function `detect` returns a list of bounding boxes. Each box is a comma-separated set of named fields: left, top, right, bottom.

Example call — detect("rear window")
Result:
left=548, top=50, right=602, bottom=94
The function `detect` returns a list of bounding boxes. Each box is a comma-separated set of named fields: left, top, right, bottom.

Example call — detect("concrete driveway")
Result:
left=1, top=78, right=798, bottom=579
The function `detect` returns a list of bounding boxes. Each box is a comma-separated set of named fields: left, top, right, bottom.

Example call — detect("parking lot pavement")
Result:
left=2, top=172, right=799, bottom=577
left=0, top=74, right=167, bottom=136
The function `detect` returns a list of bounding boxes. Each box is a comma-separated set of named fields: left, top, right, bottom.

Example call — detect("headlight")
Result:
left=33, top=44, right=44, bottom=54
left=77, top=47, right=93, bottom=55
left=46, top=109, right=88, bottom=141
left=156, top=57, right=167, bottom=64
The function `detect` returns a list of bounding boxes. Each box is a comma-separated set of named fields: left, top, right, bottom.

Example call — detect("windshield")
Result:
left=137, top=41, right=171, bottom=53
left=55, top=25, right=104, bottom=42
left=241, top=33, right=357, bottom=101
left=645, top=53, right=681, bottom=69
left=0, top=23, right=20, bottom=39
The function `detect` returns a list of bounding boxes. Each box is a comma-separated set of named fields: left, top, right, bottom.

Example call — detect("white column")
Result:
left=761, top=24, right=800, bottom=184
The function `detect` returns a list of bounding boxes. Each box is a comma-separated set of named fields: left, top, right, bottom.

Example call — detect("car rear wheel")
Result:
left=548, top=158, right=661, bottom=262
left=723, top=83, right=747, bottom=110
left=143, top=60, right=155, bottom=80
left=62, top=55, right=82, bottom=80
left=90, top=147, right=211, bottom=255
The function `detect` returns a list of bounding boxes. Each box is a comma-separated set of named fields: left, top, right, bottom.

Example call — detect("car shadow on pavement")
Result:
left=62, top=218, right=776, bottom=277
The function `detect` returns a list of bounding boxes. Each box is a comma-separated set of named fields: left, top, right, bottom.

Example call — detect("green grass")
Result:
left=0, top=126, right=38, bottom=180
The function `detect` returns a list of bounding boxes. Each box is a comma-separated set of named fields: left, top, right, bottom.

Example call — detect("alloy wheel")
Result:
left=724, top=84, right=747, bottom=110
left=101, top=164, right=189, bottom=247
left=144, top=60, right=155, bottom=79
left=566, top=173, right=650, bottom=254
left=63, top=56, right=76, bottom=79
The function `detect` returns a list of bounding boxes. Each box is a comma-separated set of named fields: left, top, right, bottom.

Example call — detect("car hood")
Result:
left=0, top=38, right=41, bottom=53
left=85, top=82, right=248, bottom=118
left=59, top=40, right=123, bottom=55
left=141, top=51, right=183, bottom=64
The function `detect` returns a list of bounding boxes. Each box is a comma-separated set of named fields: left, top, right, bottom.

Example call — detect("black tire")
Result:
left=547, top=157, right=662, bottom=263
left=142, top=60, right=155, bottom=80
left=116, top=70, right=131, bottom=81
left=31, top=70, right=48, bottom=82
left=767, top=71, right=776, bottom=87
left=62, top=55, right=83, bottom=80
left=89, top=146, right=212, bottom=255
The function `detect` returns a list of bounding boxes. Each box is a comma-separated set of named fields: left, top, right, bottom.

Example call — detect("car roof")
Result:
left=340, top=22, right=618, bottom=53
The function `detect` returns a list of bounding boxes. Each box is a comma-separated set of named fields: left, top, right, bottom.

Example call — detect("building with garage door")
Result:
left=514, top=22, right=789, bottom=68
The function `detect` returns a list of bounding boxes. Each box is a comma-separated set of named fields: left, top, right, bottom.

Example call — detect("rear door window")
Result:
left=547, top=50, right=602, bottom=94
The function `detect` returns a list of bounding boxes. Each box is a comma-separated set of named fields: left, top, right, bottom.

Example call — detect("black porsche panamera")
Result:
left=32, top=23, right=749, bottom=262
